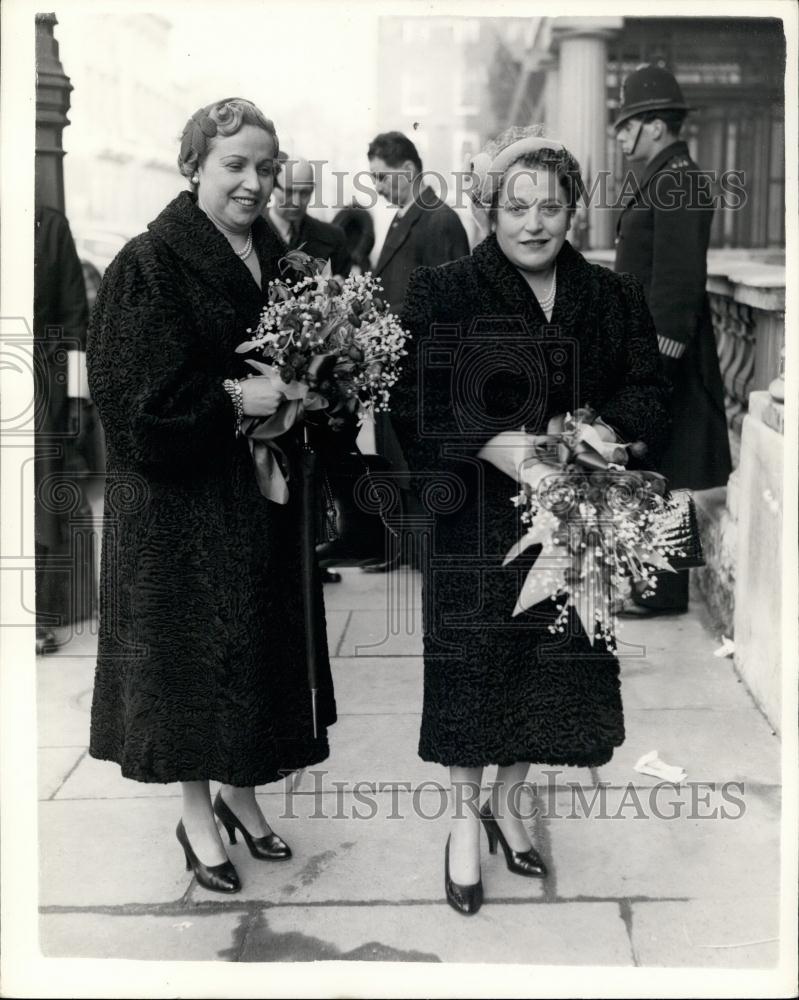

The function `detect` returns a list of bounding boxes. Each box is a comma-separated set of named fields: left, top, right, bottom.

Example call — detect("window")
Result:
left=606, top=20, right=786, bottom=248
left=400, top=70, right=429, bottom=116
left=453, top=63, right=484, bottom=116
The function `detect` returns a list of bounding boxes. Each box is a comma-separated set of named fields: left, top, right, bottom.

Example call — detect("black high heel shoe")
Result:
left=213, top=791, right=292, bottom=861
left=479, top=801, right=548, bottom=878
left=176, top=819, right=240, bottom=894
left=444, top=834, right=483, bottom=915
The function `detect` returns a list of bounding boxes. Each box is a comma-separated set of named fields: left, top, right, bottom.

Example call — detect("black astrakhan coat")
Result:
left=87, top=191, right=336, bottom=785
left=391, top=235, right=671, bottom=768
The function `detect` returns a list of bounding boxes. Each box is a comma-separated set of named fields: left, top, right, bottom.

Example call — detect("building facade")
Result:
left=55, top=12, right=188, bottom=249
left=377, top=14, right=786, bottom=252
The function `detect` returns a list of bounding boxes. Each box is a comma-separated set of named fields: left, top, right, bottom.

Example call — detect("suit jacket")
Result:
left=269, top=212, right=351, bottom=277
left=614, top=140, right=731, bottom=489
left=375, top=185, right=470, bottom=314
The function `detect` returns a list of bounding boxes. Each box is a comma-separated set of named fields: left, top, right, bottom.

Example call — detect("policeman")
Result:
left=614, top=65, right=731, bottom=616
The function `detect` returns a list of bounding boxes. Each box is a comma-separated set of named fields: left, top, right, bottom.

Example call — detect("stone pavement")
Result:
left=38, top=567, right=782, bottom=968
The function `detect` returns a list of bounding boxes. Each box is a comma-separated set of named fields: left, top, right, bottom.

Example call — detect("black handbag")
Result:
left=315, top=450, right=401, bottom=566
left=662, top=488, right=705, bottom=569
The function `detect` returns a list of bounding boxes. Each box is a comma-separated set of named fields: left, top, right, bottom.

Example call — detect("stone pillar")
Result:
left=733, top=391, right=784, bottom=732
left=35, top=13, right=72, bottom=211
left=549, top=18, right=622, bottom=249
left=540, top=56, right=559, bottom=132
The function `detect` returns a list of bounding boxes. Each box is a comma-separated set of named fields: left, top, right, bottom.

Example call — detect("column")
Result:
left=35, top=13, right=73, bottom=211
left=549, top=18, right=622, bottom=249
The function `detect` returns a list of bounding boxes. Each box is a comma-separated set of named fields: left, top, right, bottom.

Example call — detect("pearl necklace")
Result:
left=535, top=266, right=557, bottom=314
left=234, top=230, right=253, bottom=261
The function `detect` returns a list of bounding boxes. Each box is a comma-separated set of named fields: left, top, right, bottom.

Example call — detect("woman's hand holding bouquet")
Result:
left=235, top=250, right=408, bottom=503
left=479, top=409, right=679, bottom=649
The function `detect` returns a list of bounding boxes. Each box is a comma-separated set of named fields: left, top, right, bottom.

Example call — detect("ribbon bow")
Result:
left=242, top=360, right=329, bottom=504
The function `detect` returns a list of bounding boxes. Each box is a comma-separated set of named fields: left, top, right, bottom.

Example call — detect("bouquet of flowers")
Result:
left=236, top=250, right=408, bottom=503
left=479, top=409, right=687, bottom=650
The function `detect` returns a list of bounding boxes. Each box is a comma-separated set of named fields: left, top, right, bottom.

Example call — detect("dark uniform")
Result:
left=615, top=140, right=730, bottom=490
left=614, top=69, right=731, bottom=611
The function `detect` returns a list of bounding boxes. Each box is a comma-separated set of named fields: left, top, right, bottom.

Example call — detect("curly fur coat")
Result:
left=87, top=191, right=336, bottom=784
left=391, top=234, right=671, bottom=767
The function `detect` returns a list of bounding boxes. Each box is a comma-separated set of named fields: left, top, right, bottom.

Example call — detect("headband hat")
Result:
left=468, top=126, right=579, bottom=209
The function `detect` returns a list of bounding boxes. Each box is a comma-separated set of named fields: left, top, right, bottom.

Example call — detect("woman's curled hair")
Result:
left=177, top=97, right=279, bottom=183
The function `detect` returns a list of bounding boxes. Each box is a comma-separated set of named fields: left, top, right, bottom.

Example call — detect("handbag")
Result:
left=315, top=450, right=402, bottom=566
left=662, top=488, right=705, bottom=569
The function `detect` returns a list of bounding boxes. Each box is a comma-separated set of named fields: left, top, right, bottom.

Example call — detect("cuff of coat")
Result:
left=658, top=335, right=686, bottom=359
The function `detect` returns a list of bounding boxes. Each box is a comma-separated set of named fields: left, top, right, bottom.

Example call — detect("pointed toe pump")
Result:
left=479, top=801, right=548, bottom=879
left=444, top=834, right=483, bottom=915
left=213, top=791, right=292, bottom=861
left=176, top=820, right=241, bottom=894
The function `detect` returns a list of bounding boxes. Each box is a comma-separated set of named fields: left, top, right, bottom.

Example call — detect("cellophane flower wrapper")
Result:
left=479, top=411, right=686, bottom=651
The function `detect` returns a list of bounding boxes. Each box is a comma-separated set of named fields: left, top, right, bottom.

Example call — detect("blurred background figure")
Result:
left=331, top=202, right=376, bottom=276
left=264, top=155, right=357, bottom=584
left=33, top=201, right=95, bottom=652
left=614, top=64, right=732, bottom=618
left=368, top=130, right=469, bottom=313
left=266, top=155, right=351, bottom=277
left=357, top=131, right=470, bottom=573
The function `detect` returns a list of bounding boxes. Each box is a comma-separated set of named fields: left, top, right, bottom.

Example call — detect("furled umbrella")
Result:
left=300, top=421, right=321, bottom=736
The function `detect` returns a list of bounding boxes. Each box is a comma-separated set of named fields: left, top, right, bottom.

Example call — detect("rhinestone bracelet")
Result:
left=222, top=378, right=244, bottom=437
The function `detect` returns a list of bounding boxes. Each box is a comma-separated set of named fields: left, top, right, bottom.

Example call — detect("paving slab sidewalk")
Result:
left=38, top=567, right=782, bottom=969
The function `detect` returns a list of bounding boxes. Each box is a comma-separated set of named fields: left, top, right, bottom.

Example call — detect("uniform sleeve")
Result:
left=87, top=245, right=237, bottom=478
left=648, top=170, right=710, bottom=360
left=421, top=208, right=470, bottom=268
left=598, top=273, right=673, bottom=463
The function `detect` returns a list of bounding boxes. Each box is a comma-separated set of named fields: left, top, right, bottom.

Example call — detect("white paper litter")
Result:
left=634, top=750, right=687, bottom=783
left=713, top=635, right=735, bottom=658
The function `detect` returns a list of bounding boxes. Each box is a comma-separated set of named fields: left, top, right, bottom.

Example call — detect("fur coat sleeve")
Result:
left=87, top=238, right=236, bottom=478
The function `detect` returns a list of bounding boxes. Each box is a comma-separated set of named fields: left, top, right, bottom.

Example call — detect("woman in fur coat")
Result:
left=391, top=128, right=671, bottom=915
left=87, top=98, right=336, bottom=894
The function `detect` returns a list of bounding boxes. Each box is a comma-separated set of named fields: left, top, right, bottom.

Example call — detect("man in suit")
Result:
left=369, top=131, right=470, bottom=313
left=266, top=155, right=351, bottom=277
left=353, top=132, right=470, bottom=572
left=614, top=65, right=731, bottom=616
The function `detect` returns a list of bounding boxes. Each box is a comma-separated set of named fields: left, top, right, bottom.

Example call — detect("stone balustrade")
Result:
left=586, top=247, right=786, bottom=733
left=705, top=254, right=785, bottom=468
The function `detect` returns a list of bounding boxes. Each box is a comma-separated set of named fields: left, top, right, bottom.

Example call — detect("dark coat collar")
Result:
left=376, top=185, right=444, bottom=273
left=147, top=190, right=285, bottom=320
left=470, top=233, right=590, bottom=332
left=640, top=139, right=691, bottom=187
